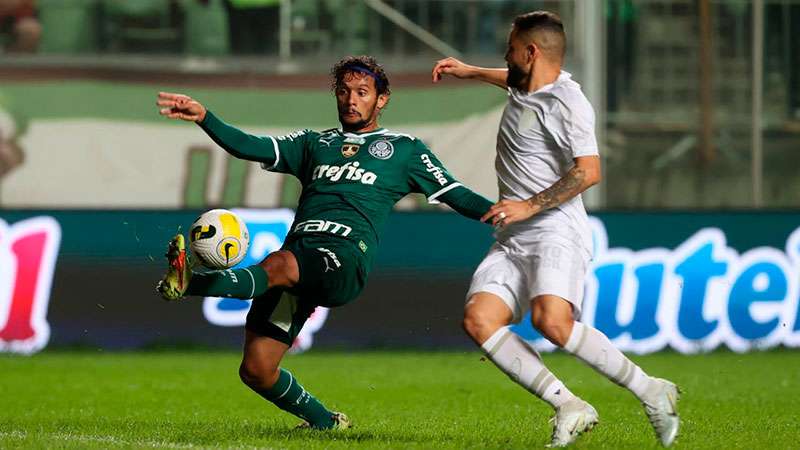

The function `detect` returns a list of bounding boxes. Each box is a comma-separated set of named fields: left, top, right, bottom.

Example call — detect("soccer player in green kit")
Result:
left=155, top=56, right=496, bottom=430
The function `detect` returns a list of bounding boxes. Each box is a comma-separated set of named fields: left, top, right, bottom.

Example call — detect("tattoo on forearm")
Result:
left=527, top=167, right=587, bottom=211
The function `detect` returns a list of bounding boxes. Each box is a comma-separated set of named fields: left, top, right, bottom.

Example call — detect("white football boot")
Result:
left=547, top=398, right=599, bottom=447
left=642, top=378, right=681, bottom=447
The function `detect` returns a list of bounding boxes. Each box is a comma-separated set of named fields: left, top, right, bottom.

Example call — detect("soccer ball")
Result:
left=189, top=209, right=250, bottom=270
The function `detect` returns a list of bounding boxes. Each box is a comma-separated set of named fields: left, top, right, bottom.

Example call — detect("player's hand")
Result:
left=481, top=199, right=539, bottom=227
left=157, top=92, right=207, bottom=123
left=432, top=57, right=475, bottom=82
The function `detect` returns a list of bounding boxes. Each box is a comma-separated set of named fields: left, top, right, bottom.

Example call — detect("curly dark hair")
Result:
left=331, top=56, right=391, bottom=97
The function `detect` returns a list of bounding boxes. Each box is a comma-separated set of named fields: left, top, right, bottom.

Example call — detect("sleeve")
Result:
left=407, top=139, right=464, bottom=203
left=408, top=140, right=494, bottom=221
left=436, top=186, right=494, bottom=221
left=266, top=129, right=314, bottom=177
left=198, top=110, right=311, bottom=177
left=544, top=96, right=599, bottom=159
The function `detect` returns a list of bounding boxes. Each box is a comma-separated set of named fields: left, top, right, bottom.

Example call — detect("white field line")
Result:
left=1, top=430, right=288, bottom=450
left=0, top=430, right=197, bottom=449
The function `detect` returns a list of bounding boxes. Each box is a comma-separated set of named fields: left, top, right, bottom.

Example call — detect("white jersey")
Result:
left=494, top=71, right=599, bottom=256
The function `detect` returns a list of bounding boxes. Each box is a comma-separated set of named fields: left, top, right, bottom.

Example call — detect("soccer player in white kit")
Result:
left=432, top=11, right=680, bottom=447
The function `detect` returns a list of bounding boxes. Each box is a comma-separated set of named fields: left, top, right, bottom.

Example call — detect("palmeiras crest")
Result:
left=368, top=140, right=394, bottom=160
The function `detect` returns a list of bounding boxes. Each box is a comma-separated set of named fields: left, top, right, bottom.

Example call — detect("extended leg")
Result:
left=531, top=295, right=655, bottom=399
left=156, top=233, right=295, bottom=301
left=185, top=249, right=297, bottom=298
left=464, top=292, right=578, bottom=409
left=464, top=292, right=597, bottom=447
left=531, top=295, right=680, bottom=447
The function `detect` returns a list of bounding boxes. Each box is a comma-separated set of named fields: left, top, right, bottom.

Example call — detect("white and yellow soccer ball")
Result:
left=189, top=209, right=250, bottom=270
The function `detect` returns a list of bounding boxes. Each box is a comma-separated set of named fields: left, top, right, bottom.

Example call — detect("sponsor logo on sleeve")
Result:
left=277, top=130, right=307, bottom=141
left=420, top=154, right=448, bottom=186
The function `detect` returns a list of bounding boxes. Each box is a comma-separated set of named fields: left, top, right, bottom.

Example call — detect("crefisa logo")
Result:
left=0, top=217, right=61, bottom=354
left=202, top=209, right=329, bottom=352
left=514, top=218, right=800, bottom=354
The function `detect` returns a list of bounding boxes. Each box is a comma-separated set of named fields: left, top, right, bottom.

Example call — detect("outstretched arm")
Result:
left=408, top=141, right=494, bottom=221
left=157, top=91, right=207, bottom=122
left=436, top=187, right=494, bottom=222
left=482, top=156, right=601, bottom=226
left=156, top=91, right=277, bottom=164
left=431, top=57, right=508, bottom=90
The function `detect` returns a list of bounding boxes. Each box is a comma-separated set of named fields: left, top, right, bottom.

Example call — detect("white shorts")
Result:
left=466, top=240, right=589, bottom=323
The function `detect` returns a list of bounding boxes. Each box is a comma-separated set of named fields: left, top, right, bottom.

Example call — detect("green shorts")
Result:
left=245, top=234, right=367, bottom=345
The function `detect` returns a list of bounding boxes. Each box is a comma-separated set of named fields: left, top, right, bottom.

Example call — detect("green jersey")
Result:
left=200, top=111, right=492, bottom=271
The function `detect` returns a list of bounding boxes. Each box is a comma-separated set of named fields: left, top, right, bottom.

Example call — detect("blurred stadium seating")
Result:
left=2, top=0, right=799, bottom=208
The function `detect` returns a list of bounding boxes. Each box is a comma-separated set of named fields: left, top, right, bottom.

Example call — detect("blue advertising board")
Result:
left=0, top=210, right=798, bottom=354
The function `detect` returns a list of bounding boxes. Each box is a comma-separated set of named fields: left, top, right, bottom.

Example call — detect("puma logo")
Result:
left=317, top=247, right=341, bottom=272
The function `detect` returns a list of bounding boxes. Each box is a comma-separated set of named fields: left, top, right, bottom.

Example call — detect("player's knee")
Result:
left=238, top=360, right=279, bottom=390
left=238, top=361, right=258, bottom=387
left=462, top=308, right=501, bottom=344
left=258, top=251, right=299, bottom=288
left=532, top=314, right=573, bottom=347
left=461, top=313, right=480, bottom=339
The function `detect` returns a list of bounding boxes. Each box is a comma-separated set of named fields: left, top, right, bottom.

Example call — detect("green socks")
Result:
left=187, top=269, right=334, bottom=428
left=264, top=368, right=335, bottom=429
left=186, top=265, right=269, bottom=299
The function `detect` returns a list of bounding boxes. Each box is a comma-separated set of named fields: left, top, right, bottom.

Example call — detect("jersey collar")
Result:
left=512, top=70, right=573, bottom=97
left=340, top=128, right=387, bottom=138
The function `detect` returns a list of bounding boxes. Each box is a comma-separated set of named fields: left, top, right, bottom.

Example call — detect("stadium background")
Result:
left=1, top=1, right=799, bottom=448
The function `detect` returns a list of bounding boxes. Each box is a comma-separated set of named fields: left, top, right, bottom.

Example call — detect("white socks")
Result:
left=564, top=321, right=654, bottom=401
left=482, top=326, right=576, bottom=409
left=482, top=322, right=656, bottom=409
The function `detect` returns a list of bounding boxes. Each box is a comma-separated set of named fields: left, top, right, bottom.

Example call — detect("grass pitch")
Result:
left=0, top=350, right=797, bottom=449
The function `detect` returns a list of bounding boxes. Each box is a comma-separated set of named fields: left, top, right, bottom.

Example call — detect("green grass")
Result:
left=0, top=350, right=797, bottom=449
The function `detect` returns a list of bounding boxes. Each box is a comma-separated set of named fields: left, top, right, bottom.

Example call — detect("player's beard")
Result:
left=506, top=63, right=529, bottom=89
left=339, top=105, right=377, bottom=131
